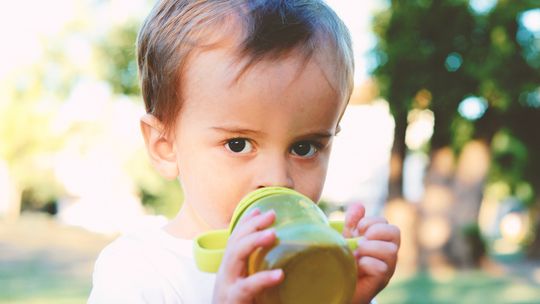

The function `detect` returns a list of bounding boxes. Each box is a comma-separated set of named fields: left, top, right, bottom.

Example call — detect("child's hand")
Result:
left=343, top=203, right=400, bottom=304
left=213, top=209, right=284, bottom=304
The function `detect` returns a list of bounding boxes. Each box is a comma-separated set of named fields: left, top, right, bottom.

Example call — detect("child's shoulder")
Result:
left=94, top=217, right=194, bottom=274
left=93, top=218, right=168, bottom=272
left=89, top=220, right=207, bottom=303
left=89, top=227, right=172, bottom=303
left=94, top=230, right=158, bottom=275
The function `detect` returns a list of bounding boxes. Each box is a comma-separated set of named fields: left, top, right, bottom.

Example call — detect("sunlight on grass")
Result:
left=378, top=271, right=540, bottom=304
left=0, top=255, right=91, bottom=304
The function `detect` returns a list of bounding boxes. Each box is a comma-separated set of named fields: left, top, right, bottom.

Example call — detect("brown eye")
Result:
left=291, top=141, right=317, bottom=157
left=226, top=138, right=253, bottom=154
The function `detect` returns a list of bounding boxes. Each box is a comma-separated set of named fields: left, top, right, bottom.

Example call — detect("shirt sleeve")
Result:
left=88, top=239, right=168, bottom=304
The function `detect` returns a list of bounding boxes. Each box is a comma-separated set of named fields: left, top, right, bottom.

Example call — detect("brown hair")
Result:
left=137, top=0, right=354, bottom=134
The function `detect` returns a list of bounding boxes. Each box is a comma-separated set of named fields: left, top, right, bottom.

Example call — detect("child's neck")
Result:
left=163, top=203, right=213, bottom=240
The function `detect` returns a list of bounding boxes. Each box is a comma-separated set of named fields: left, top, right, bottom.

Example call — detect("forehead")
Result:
left=184, top=11, right=347, bottom=91
left=183, top=25, right=343, bottom=99
left=179, top=43, right=344, bottom=131
left=185, top=40, right=338, bottom=98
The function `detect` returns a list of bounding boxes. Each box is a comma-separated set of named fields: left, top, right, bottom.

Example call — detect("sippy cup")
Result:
left=193, top=187, right=359, bottom=304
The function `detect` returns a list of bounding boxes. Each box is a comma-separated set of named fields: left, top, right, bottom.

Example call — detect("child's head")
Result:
left=138, top=0, right=354, bottom=232
left=138, top=0, right=354, bottom=134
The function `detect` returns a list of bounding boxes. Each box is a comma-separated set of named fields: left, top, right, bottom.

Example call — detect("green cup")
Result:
left=194, top=187, right=359, bottom=304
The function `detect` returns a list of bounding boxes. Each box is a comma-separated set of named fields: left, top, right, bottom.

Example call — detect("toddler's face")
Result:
left=173, top=45, right=346, bottom=232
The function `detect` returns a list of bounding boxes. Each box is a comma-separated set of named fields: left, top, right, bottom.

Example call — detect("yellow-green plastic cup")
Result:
left=194, top=187, right=359, bottom=304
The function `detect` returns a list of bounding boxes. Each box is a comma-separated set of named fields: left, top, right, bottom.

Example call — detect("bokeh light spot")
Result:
left=444, top=52, right=463, bottom=72
left=521, top=9, right=540, bottom=33
left=469, top=0, right=497, bottom=15
left=519, top=89, right=540, bottom=108
left=458, top=96, right=488, bottom=120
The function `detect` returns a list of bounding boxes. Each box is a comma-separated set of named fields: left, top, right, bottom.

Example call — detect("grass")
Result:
left=0, top=251, right=91, bottom=303
left=378, top=270, right=540, bottom=304
left=4, top=265, right=540, bottom=304
left=0, top=213, right=112, bottom=304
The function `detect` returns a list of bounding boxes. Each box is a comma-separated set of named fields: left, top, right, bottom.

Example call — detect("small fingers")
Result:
left=356, top=217, right=388, bottom=236
left=354, top=221, right=400, bottom=288
left=237, top=208, right=261, bottom=225
left=363, top=223, right=401, bottom=247
left=230, top=210, right=276, bottom=241
left=357, top=256, right=390, bottom=277
left=220, top=210, right=277, bottom=278
left=224, top=228, right=277, bottom=277
left=235, top=229, right=277, bottom=261
left=231, top=269, right=284, bottom=302
left=343, top=203, right=366, bottom=238
left=355, top=239, right=399, bottom=263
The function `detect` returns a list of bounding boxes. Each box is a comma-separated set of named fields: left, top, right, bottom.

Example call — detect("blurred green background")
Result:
left=1, top=0, right=540, bottom=303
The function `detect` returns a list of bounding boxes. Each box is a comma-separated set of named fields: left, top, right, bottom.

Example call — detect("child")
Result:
left=89, top=0, right=400, bottom=303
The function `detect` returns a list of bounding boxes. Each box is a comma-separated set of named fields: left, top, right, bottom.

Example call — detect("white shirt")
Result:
left=88, top=226, right=215, bottom=304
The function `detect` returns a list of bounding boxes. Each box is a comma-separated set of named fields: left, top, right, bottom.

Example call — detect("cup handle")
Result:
left=329, top=220, right=361, bottom=251
left=194, top=222, right=359, bottom=272
left=193, top=229, right=228, bottom=273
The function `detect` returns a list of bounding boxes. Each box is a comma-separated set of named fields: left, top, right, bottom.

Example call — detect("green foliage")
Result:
left=95, top=22, right=141, bottom=96
left=0, top=70, right=66, bottom=209
left=451, top=117, right=475, bottom=153
left=372, top=0, right=540, bottom=202
left=125, top=150, right=183, bottom=219
left=373, top=0, right=478, bottom=119
left=0, top=0, right=179, bottom=217
left=489, top=129, right=535, bottom=205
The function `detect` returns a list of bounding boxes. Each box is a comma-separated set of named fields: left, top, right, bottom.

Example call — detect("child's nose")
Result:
left=255, top=156, right=294, bottom=189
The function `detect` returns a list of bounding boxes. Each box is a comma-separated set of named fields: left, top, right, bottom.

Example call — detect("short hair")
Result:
left=137, top=0, right=354, bottom=134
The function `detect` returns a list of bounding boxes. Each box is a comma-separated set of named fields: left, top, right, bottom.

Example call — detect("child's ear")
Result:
left=140, top=114, right=179, bottom=180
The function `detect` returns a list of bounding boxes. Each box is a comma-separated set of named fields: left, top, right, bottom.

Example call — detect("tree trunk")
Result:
left=418, top=140, right=490, bottom=269
left=385, top=111, right=420, bottom=274
left=419, top=101, right=493, bottom=269
left=0, top=161, right=21, bottom=222
left=446, top=140, right=490, bottom=268
left=388, top=113, right=407, bottom=200
left=526, top=199, right=540, bottom=258
left=418, top=146, right=455, bottom=269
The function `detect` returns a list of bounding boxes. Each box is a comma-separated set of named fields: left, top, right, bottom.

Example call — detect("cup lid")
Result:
left=228, top=187, right=313, bottom=234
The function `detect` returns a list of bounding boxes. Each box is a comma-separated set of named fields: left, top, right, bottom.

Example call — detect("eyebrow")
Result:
left=295, top=130, right=334, bottom=140
left=211, top=126, right=335, bottom=139
left=210, top=126, right=267, bottom=136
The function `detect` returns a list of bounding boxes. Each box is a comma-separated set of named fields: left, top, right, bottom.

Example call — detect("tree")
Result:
left=0, top=0, right=181, bottom=220
left=372, top=0, right=540, bottom=267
